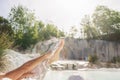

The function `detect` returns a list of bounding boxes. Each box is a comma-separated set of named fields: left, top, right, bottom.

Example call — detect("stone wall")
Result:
left=33, top=38, right=120, bottom=62
left=60, top=38, right=120, bottom=62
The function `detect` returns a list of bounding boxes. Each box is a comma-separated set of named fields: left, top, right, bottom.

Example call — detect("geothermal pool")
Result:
left=43, top=70, right=120, bottom=80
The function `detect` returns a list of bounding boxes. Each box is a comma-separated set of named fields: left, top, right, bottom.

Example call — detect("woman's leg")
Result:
left=0, top=39, right=64, bottom=80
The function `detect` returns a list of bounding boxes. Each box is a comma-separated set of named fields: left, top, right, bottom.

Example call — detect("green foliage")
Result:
left=111, top=56, right=120, bottom=63
left=9, top=5, right=35, bottom=33
left=88, top=55, right=98, bottom=64
left=0, top=33, right=13, bottom=59
left=69, top=26, right=78, bottom=38
left=0, top=16, right=13, bottom=59
left=92, top=6, right=120, bottom=41
left=93, top=6, right=120, bottom=34
left=9, top=5, right=39, bottom=50
left=44, top=24, right=58, bottom=39
left=44, top=24, right=64, bottom=38
left=0, top=16, right=13, bottom=35
left=81, top=15, right=100, bottom=39
left=81, top=5, right=120, bottom=41
left=38, top=24, right=65, bottom=41
left=9, top=5, right=65, bottom=50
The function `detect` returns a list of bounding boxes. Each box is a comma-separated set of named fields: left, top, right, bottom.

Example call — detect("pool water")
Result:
left=43, top=70, right=120, bottom=80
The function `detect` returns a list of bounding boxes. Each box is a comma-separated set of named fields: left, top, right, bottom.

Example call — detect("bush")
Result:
left=0, top=33, right=13, bottom=59
left=111, top=56, right=120, bottom=63
left=88, top=55, right=98, bottom=64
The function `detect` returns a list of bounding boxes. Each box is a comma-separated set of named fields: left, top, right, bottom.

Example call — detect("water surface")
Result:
left=43, top=70, right=120, bottom=80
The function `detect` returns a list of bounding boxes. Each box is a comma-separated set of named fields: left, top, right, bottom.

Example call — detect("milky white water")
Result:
left=43, top=70, right=120, bottom=80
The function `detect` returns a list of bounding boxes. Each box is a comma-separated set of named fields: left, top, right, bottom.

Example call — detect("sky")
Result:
left=0, top=0, right=120, bottom=33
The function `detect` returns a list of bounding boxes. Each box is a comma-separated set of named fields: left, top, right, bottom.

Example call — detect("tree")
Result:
left=9, top=5, right=35, bottom=34
left=40, top=24, right=65, bottom=40
left=92, top=6, right=120, bottom=34
left=69, top=26, right=78, bottom=38
left=0, top=16, right=13, bottom=35
left=9, top=5, right=37, bottom=50
left=9, top=5, right=65, bottom=50
left=81, top=15, right=100, bottom=39
left=0, top=16, right=13, bottom=59
left=81, top=6, right=120, bottom=41
left=0, top=33, right=13, bottom=56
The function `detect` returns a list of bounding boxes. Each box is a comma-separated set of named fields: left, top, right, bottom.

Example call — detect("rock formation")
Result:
left=1, top=38, right=120, bottom=72
left=34, top=37, right=120, bottom=62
